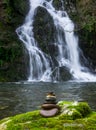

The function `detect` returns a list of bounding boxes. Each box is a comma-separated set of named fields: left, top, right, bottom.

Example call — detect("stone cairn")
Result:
left=40, top=92, right=60, bottom=117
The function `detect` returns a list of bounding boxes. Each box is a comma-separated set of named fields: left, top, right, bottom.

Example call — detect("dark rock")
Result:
left=53, top=0, right=63, bottom=10
left=33, top=6, right=56, bottom=54
left=59, top=66, right=72, bottom=81
left=48, top=44, right=59, bottom=67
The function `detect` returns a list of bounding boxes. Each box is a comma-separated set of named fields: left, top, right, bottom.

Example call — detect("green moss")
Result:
left=0, top=101, right=96, bottom=130
left=58, top=101, right=91, bottom=120
left=0, top=118, right=10, bottom=125
left=75, top=102, right=91, bottom=117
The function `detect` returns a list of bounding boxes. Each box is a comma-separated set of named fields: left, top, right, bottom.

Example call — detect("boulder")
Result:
left=59, top=66, right=72, bottom=81
left=33, top=6, right=55, bottom=54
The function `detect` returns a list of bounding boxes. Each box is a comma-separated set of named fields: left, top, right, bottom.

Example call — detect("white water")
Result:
left=16, top=0, right=96, bottom=82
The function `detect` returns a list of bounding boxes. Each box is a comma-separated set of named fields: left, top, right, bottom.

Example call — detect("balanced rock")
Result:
left=40, top=92, right=60, bottom=117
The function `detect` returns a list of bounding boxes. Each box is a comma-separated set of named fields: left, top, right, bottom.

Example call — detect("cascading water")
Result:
left=16, top=0, right=96, bottom=82
left=16, top=0, right=52, bottom=82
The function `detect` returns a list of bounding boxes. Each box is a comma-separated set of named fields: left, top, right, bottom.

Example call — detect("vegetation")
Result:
left=0, top=101, right=96, bottom=130
left=0, top=0, right=29, bottom=81
left=69, top=0, right=96, bottom=68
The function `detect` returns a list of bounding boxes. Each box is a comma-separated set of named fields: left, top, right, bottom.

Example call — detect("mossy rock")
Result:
left=53, top=0, right=63, bottom=10
left=58, top=101, right=91, bottom=119
left=1, top=101, right=96, bottom=130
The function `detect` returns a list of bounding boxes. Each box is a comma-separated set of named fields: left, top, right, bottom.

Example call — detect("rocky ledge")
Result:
left=0, top=101, right=96, bottom=130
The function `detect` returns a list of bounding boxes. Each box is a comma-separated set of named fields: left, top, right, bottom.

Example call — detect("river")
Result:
left=0, top=81, right=96, bottom=119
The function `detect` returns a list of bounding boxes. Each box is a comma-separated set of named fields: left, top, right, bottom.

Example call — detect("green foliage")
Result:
left=2, top=0, right=28, bottom=25
left=0, top=43, right=26, bottom=82
left=2, top=0, right=13, bottom=23
left=0, top=0, right=30, bottom=82
left=0, top=45, right=21, bottom=66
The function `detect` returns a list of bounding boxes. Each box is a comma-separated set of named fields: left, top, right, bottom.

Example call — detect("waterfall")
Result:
left=16, top=0, right=96, bottom=82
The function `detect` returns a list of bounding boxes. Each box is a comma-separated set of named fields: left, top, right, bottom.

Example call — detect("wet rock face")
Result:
left=53, top=0, right=96, bottom=70
left=53, top=0, right=76, bottom=14
left=59, top=66, right=72, bottom=81
left=33, top=6, right=56, bottom=54
left=75, top=0, right=96, bottom=70
left=53, top=0, right=63, bottom=10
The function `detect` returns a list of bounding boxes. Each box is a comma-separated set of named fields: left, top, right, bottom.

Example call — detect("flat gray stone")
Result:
left=41, top=104, right=58, bottom=110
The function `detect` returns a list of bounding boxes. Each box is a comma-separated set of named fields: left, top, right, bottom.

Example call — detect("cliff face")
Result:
left=0, top=0, right=95, bottom=81
left=66, top=0, right=96, bottom=69
left=76, top=0, right=96, bottom=69
left=34, top=0, right=96, bottom=70
left=0, top=0, right=29, bottom=81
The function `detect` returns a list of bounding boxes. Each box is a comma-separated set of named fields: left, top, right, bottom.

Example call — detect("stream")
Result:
left=0, top=81, right=96, bottom=119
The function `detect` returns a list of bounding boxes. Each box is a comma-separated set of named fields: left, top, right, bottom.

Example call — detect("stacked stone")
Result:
left=40, top=92, right=60, bottom=117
